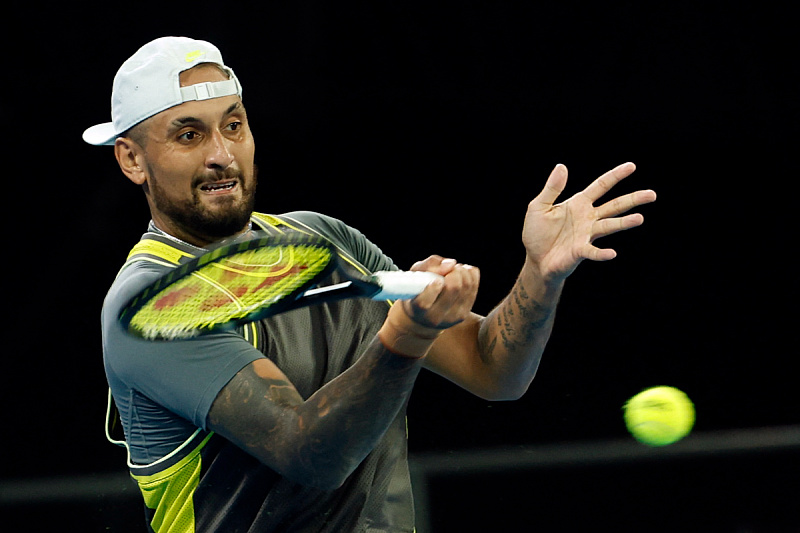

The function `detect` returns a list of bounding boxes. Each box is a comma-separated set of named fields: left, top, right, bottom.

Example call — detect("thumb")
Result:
left=531, top=164, right=568, bottom=209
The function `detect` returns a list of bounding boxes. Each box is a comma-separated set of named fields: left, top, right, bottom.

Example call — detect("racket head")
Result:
left=120, top=234, right=337, bottom=340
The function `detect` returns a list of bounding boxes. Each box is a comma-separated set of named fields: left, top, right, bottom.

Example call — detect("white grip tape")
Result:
left=370, top=271, right=442, bottom=301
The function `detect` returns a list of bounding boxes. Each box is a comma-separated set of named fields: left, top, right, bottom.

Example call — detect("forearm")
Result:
left=289, top=339, right=424, bottom=488
left=476, top=259, right=563, bottom=398
left=208, top=305, right=438, bottom=490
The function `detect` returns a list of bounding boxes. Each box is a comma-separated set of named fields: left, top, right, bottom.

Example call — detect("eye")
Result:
left=226, top=121, right=243, bottom=132
left=178, top=130, right=200, bottom=142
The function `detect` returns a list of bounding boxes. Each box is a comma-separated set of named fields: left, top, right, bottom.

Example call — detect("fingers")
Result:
left=582, top=162, right=637, bottom=203
left=413, top=262, right=479, bottom=312
left=585, top=209, right=650, bottom=260
left=582, top=245, right=618, bottom=262
left=583, top=163, right=654, bottom=241
left=409, top=274, right=446, bottom=311
left=435, top=264, right=479, bottom=312
left=595, top=189, right=657, bottom=220
left=405, top=260, right=480, bottom=328
left=593, top=212, right=645, bottom=240
left=532, top=162, right=653, bottom=214
left=410, top=256, right=458, bottom=276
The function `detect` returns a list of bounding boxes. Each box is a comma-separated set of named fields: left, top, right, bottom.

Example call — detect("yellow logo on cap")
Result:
left=185, top=50, right=205, bottom=63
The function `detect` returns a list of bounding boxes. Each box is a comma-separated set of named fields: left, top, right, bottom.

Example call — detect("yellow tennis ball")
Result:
left=623, top=386, right=695, bottom=446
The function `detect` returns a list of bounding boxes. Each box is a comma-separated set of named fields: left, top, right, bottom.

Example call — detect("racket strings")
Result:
left=209, top=247, right=294, bottom=277
left=130, top=244, right=332, bottom=339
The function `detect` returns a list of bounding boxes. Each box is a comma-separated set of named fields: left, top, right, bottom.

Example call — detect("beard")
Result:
left=148, top=164, right=258, bottom=241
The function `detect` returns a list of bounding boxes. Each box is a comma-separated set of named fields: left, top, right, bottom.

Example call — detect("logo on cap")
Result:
left=185, top=50, right=205, bottom=63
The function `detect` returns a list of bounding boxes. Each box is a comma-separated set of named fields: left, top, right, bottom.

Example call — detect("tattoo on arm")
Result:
left=209, top=367, right=303, bottom=458
left=478, top=281, right=555, bottom=364
left=264, top=380, right=304, bottom=408
left=207, top=339, right=423, bottom=488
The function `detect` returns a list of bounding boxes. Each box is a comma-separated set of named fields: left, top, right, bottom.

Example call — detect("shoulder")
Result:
left=265, top=211, right=398, bottom=274
left=105, top=260, right=168, bottom=314
left=254, top=211, right=397, bottom=272
left=274, top=211, right=358, bottom=240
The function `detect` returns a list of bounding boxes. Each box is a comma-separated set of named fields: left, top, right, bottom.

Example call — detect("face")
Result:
left=119, top=64, right=257, bottom=247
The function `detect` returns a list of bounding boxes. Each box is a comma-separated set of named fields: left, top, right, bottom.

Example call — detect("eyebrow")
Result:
left=171, top=102, right=244, bottom=128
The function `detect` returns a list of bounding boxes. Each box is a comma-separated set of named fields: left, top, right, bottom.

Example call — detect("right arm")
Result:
left=206, top=265, right=478, bottom=489
left=208, top=340, right=423, bottom=490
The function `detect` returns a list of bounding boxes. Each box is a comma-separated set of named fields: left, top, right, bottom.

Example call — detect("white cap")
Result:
left=83, top=36, right=243, bottom=146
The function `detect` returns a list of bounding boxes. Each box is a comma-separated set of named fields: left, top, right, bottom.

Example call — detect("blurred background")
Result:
left=3, top=1, right=797, bottom=531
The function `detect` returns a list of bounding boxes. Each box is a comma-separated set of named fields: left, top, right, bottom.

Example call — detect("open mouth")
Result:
left=199, top=180, right=237, bottom=193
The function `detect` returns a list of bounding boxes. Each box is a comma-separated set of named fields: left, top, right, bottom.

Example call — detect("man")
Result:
left=87, top=37, right=656, bottom=532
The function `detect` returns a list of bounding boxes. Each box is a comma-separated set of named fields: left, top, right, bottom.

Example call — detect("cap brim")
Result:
left=82, top=122, right=118, bottom=146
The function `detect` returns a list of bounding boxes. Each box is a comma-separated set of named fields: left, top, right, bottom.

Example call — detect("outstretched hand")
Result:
left=523, top=162, right=656, bottom=283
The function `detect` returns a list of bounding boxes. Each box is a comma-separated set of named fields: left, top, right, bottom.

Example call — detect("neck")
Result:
left=149, top=219, right=254, bottom=249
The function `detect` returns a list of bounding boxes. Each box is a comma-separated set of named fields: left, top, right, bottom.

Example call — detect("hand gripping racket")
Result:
left=119, top=234, right=441, bottom=340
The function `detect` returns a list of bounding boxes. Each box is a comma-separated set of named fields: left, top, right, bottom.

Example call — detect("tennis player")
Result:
left=87, top=36, right=656, bottom=532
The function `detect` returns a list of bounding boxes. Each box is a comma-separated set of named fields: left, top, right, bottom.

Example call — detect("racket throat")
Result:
left=300, top=280, right=379, bottom=305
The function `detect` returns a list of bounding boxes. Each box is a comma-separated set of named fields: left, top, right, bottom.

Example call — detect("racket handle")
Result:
left=370, top=271, right=443, bottom=301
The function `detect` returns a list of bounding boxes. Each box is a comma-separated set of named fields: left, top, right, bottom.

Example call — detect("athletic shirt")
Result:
left=102, top=211, right=415, bottom=532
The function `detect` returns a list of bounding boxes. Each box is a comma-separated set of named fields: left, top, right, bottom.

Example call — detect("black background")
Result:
left=3, top=1, right=797, bottom=531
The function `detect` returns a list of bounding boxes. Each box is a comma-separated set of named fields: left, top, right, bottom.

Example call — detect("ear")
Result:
left=114, top=137, right=148, bottom=186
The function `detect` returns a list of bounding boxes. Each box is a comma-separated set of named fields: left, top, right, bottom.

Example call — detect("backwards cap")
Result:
left=83, top=36, right=242, bottom=146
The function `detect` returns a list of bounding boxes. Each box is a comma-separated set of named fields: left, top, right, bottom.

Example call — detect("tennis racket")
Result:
left=119, top=234, right=441, bottom=340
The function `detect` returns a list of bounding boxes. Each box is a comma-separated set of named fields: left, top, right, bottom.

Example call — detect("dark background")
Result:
left=3, top=1, right=797, bottom=531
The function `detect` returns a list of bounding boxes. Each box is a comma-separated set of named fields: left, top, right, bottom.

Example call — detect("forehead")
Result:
left=158, top=94, right=245, bottom=126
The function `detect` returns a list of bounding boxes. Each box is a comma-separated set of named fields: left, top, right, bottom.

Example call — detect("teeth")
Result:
left=202, top=182, right=235, bottom=191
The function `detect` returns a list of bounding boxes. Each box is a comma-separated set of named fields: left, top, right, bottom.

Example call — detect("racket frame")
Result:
left=119, top=234, right=341, bottom=339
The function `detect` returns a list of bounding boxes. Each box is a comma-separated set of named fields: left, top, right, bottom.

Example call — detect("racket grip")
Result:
left=370, top=271, right=443, bottom=301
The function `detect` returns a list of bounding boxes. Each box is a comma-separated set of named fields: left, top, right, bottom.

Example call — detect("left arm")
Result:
left=420, top=260, right=561, bottom=401
left=421, top=162, right=657, bottom=400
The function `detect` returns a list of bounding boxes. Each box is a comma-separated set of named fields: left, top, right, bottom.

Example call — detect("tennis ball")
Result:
left=623, top=386, right=695, bottom=446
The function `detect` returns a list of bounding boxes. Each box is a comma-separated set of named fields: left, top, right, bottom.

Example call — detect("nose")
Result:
left=205, top=130, right=234, bottom=170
